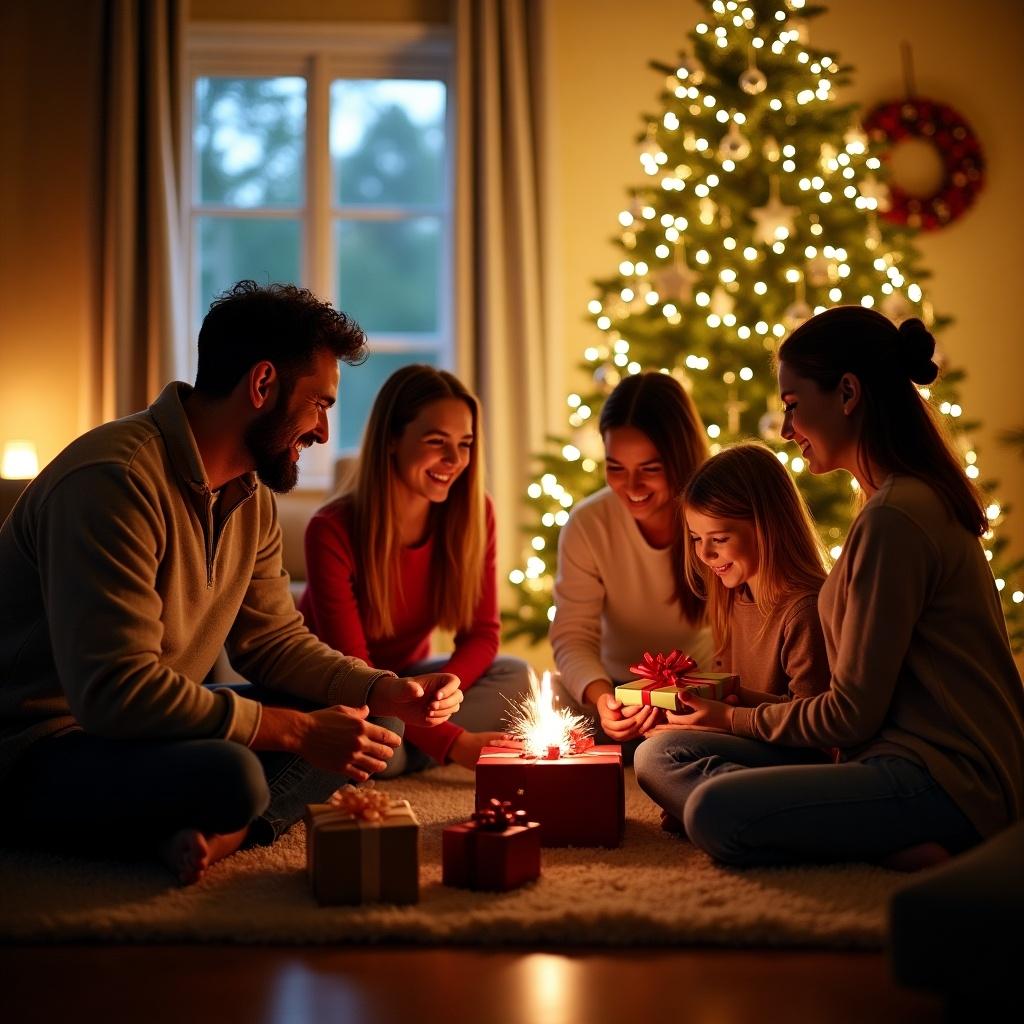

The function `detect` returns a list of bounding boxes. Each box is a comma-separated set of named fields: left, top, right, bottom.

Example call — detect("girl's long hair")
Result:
left=599, top=371, right=708, bottom=625
left=683, top=442, right=828, bottom=655
left=779, top=305, right=986, bottom=535
left=344, top=364, right=486, bottom=637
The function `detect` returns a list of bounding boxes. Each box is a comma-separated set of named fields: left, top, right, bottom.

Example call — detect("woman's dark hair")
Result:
left=600, top=371, right=708, bottom=623
left=194, top=280, right=367, bottom=397
left=779, top=305, right=986, bottom=536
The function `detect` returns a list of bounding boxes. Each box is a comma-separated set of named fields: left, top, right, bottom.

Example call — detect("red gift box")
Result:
left=475, top=745, right=624, bottom=848
left=442, top=809, right=541, bottom=891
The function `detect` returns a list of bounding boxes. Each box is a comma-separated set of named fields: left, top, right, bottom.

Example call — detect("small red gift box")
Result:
left=442, top=800, right=541, bottom=891
left=475, top=745, right=624, bottom=848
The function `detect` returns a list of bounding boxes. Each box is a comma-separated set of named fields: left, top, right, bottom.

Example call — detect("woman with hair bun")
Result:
left=656, top=306, right=1024, bottom=870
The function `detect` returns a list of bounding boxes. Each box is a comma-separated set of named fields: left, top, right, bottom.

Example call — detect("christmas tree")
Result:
left=503, top=0, right=1023, bottom=647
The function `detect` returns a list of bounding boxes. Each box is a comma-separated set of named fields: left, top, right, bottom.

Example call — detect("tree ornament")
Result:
left=819, top=142, right=839, bottom=170
left=762, top=135, right=781, bottom=162
left=719, top=123, right=752, bottom=162
left=739, top=65, right=767, bottom=96
left=710, top=286, right=735, bottom=319
left=844, top=123, right=869, bottom=153
left=750, top=178, right=799, bottom=244
left=805, top=254, right=834, bottom=287
left=759, top=396, right=786, bottom=442
left=724, top=389, right=749, bottom=435
left=675, top=54, right=704, bottom=86
left=858, top=174, right=891, bottom=212
left=593, top=364, right=621, bottom=392
left=654, top=253, right=698, bottom=305
left=881, top=291, right=915, bottom=324
left=699, top=196, right=717, bottom=225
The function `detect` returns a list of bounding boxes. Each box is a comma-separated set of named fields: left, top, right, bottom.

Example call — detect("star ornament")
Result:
left=750, top=193, right=800, bottom=246
left=654, top=262, right=698, bottom=304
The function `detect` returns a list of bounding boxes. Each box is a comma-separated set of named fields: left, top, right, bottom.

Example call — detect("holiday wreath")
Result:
left=862, top=98, right=985, bottom=231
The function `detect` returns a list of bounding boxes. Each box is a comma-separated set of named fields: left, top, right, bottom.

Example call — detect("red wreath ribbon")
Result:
left=628, top=649, right=698, bottom=688
left=472, top=798, right=529, bottom=832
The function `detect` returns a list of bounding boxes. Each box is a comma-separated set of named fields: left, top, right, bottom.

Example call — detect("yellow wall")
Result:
left=542, top=0, right=1024, bottom=571
left=0, top=2, right=104, bottom=466
left=2, top=0, right=1021, bottom=581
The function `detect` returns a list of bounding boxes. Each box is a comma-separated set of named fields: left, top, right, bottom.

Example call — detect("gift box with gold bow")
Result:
left=442, top=798, right=541, bottom=891
left=304, top=787, right=419, bottom=906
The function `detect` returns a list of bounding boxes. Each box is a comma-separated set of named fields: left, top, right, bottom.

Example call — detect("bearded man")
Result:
left=0, top=280, right=461, bottom=883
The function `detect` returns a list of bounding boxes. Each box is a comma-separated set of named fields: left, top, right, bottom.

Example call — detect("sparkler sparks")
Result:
left=504, top=670, right=593, bottom=759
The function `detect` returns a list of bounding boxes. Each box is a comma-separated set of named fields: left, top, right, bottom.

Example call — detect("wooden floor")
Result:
left=6, top=946, right=944, bottom=1024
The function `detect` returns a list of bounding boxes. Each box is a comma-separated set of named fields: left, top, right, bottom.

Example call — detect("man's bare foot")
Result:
left=157, top=826, right=249, bottom=885
left=660, top=810, right=685, bottom=836
left=879, top=841, right=952, bottom=873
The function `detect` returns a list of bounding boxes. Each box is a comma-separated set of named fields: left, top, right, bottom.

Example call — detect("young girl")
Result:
left=682, top=442, right=830, bottom=700
left=635, top=442, right=831, bottom=829
left=299, top=365, right=532, bottom=773
left=550, top=371, right=714, bottom=748
left=639, top=306, right=1024, bottom=869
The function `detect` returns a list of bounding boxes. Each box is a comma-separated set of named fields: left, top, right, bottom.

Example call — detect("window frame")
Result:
left=185, top=21, right=455, bottom=483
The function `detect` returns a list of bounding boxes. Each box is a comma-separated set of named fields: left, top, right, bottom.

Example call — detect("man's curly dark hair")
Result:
left=194, top=280, right=367, bottom=397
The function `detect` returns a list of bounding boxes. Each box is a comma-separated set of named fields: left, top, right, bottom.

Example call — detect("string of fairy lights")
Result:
left=505, top=0, right=1022, bottom=635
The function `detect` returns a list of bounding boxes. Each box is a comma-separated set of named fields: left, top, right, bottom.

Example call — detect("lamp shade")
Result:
left=1, top=440, right=39, bottom=479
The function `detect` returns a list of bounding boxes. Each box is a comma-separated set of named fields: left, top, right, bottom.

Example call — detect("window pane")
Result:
left=331, top=80, right=446, bottom=206
left=197, top=217, right=301, bottom=319
left=194, top=77, right=306, bottom=208
left=335, top=350, right=440, bottom=451
left=336, top=218, right=441, bottom=333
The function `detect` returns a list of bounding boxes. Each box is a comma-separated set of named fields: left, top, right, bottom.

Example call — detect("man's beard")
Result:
left=244, top=400, right=301, bottom=494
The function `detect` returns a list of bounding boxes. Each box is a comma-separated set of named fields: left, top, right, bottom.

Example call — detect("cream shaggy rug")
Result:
left=0, top=766, right=907, bottom=948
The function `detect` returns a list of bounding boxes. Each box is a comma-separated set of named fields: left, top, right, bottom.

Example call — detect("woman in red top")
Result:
left=299, top=364, right=531, bottom=772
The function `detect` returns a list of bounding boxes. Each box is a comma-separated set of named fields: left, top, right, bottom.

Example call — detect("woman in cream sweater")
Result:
left=550, top=371, right=713, bottom=752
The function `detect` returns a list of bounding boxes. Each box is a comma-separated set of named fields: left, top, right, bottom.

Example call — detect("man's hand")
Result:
left=652, top=691, right=735, bottom=734
left=596, top=691, right=660, bottom=742
left=448, top=730, right=520, bottom=770
left=369, top=673, right=463, bottom=727
left=254, top=704, right=402, bottom=782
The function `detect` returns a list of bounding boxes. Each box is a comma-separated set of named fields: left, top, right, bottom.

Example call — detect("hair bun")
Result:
left=897, top=318, right=938, bottom=385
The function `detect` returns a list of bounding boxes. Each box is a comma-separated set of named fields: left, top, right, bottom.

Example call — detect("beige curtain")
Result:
left=454, top=0, right=559, bottom=579
left=99, top=0, right=188, bottom=421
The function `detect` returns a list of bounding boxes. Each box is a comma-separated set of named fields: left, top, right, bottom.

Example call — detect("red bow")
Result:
left=628, top=649, right=698, bottom=688
left=472, top=798, right=528, bottom=832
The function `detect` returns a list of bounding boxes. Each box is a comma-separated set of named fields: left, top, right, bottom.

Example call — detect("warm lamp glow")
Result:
left=2, top=440, right=39, bottom=479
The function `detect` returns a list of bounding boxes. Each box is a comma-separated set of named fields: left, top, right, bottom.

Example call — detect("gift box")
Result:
left=442, top=799, right=541, bottom=891
left=304, top=792, right=419, bottom=906
left=679, top=671, right=740, bottom=701
left=615, top=678, right=687, bottom=712
left=615, top=671, right=739, bottom=712
left=475, top=745, right=624, bottom=848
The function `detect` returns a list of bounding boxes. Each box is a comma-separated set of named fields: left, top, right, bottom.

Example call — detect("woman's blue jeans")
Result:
left=633, top=729, right=979, bottom=866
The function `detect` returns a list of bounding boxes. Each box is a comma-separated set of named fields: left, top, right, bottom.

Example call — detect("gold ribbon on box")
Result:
left=318, top=786, right=409, bottom=902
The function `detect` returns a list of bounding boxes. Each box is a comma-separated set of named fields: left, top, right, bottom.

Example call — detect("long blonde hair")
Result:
left=346, top=365, right=486, bottom=637
left=683, top=443, right=828, bottom=655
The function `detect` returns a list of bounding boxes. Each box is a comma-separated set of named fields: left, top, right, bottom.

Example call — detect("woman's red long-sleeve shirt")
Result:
left=298, top=496, right=500, bottom=762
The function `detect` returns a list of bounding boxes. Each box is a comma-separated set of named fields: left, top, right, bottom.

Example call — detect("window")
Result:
left=187, top=23, right=453, bottom=487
